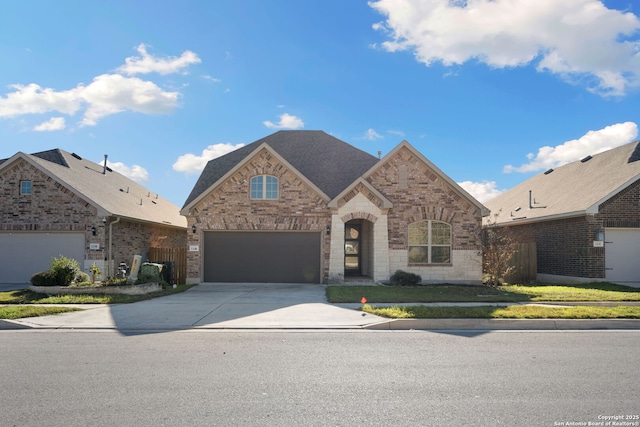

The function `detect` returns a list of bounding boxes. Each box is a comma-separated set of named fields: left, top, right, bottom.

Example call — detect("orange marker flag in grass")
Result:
left=361, top=297, right=367, bottom=304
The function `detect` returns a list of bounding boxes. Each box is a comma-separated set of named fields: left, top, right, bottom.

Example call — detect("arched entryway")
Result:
left=344, top=219, right=374, bottom=278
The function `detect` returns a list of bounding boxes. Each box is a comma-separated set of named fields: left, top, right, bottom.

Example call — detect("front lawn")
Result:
left=362, top=304, right=640, bottom=319
left=327, top=282, right=640, bottom=303
left=0, top=305, right=82, bottom=320
left=0, top=284, right=194, bottom=305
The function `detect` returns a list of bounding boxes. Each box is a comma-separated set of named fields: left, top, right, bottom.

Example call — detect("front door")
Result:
left=344, top=222, right=361, bottom=276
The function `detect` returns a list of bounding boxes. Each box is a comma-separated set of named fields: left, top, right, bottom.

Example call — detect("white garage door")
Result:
left=0, top=233, right=85, bottom=283
left=605, top=228, right=640, bottom=286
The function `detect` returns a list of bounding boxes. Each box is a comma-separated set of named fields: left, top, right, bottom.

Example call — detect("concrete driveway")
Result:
left=8, top=283, right=386, bottom=331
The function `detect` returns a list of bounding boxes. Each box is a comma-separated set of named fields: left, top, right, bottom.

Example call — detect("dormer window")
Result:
left=250, top=175, right=278, bottom=200
left=20, top=180, right=32, bottom=195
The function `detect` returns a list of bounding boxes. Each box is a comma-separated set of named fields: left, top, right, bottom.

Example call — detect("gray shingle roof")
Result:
left=484, top=140, right=640, bottom=225
left=1, top=149, right=186, bottom=228
left=182, top=130, right=380, bottom=209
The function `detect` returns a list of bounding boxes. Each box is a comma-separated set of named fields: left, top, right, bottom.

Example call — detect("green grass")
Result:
left=327, top=282, right=640, bottom=303
left=0, top=305, right=82, bottom=320
left=0, top=284, right=194, bottom=305
left=362, top=304, right=640, bottom=319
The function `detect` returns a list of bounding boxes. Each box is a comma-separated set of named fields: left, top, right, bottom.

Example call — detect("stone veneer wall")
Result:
left=366, top=146, right=483, bottom=284
left=187, top=149, right=332, bottom=283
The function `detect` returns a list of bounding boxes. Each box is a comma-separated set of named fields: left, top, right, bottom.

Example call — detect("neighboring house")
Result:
left=181, top=130, right=488, bottom=284
left=0, top=149, right=187, bottom=283
left=484, top=140, right=640, bottom=287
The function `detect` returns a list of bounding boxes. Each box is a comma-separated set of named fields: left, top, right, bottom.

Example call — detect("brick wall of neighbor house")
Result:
left=186, top=148, right=332, bottom=283
left=367, top=146, right=483, bottom=283
left=506, top=180, right=640, bottom=280
left=111, top=220, right=186, bottom=269
left=509, top=216, right=605, bottom=279
left=0, top=159, right=98, bottom=232
left=597, top=178, right=640, bottom=228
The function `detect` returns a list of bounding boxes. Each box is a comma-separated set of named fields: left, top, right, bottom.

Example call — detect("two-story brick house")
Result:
left=181, top=130, right=488, bottom=284
left=0, top=149, right=187, bottom=283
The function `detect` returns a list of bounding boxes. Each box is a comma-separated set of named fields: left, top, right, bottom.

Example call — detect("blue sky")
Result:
left=1, top=0, right=639, bottom=207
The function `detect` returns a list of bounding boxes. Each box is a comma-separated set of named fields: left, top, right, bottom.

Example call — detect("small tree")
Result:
left=49, top=255, right=81, bottom=286
left=481, top=213, right=519, bottom=287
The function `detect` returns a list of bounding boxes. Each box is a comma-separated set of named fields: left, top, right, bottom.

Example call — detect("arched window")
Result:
left=408, top=220, right=451, bottom=264
left=250, top=175, right=279, bottom=200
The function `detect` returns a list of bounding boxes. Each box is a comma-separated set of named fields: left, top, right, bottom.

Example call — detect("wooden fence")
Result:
left=505, top=242, right=537, bottom=284
left=148, top=247, right=187, bottom=285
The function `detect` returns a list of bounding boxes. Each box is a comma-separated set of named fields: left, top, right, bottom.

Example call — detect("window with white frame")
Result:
left=250, top=175, right=279, bottom=200
left=408, top=220, right=451, bottom=264
left=20, top=180, right=32, bottom=195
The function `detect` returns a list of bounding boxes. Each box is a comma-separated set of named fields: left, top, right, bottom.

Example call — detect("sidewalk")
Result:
left=2, top=283, right=640, bottom=331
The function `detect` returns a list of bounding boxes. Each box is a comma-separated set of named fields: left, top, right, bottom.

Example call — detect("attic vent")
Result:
left=543, top=169, right=554, bottom=175
left=71, top=153, right=82, bottom=160
left=580, top=155, right=592, bottom=163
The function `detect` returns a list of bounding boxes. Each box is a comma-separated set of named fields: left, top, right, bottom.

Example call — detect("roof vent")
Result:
left=543, top=168, right=554, bottom=175
left=580, top=155, right=592, bottom=163
left=71, top=153, right=82, bottom=160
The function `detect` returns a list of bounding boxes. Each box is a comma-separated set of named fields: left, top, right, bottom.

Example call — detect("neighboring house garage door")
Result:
left=0, top=232, right=85, bottom=283
left=605, top=228, right=640, bottom=285
left=203, top=231, right=321, bottom=283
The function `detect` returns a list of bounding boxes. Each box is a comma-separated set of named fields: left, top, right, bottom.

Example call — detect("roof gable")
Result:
left=0, top=149, right=186, bottom=228
left=364, top=140, right=489, bottom=216
left=485, top=140, right=640, bottom=224
left=181, top=142, right=332, bottom=213
left=182, top=130, right=380, bottom=209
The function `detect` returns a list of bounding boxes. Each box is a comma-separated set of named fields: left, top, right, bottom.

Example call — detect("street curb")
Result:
left=365, top=318, right=640, bottom=330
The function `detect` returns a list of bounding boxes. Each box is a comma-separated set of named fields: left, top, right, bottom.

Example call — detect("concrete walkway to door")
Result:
left=7, top=283, right=386, bottom=331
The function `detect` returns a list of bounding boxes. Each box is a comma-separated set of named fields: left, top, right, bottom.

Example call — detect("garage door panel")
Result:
left=605, top=228, right=640, bottom=284
left=0, top=233, right=85, bottom=283
left=204, top=232, right=321, bottom=283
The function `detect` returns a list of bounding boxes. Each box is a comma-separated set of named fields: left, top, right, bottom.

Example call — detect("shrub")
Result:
left=49, top=255, right=80, bottom=287
left=30, top=271, right=57, bottom=286
left=389, top=270, right=422, bottom=286
left=75, top=271, right=91, bottom=284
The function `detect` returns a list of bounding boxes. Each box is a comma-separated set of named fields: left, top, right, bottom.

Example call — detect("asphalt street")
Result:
left=1, top=329, right=638, bottom=426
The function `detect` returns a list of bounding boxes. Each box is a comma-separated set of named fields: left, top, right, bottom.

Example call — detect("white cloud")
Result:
left=263, top=113, right=304, bottom=129
left=0, top=44, right=198, bottom=128
left=364, top=128, right=383, bottom=140
left=173, top=143, right=246, bottom=174
left=107, top=161, right=149, bottom=182
left=387, top=129, right=405, bottom=137
left=79, top=74, right=179, bottom=126
left=202, top=74, right=221, bottom=83
left=370, top=0, right=640, bottom=96
left=0, top=83, right=81, bottom=117
left=117, top=43, right=201, bottom=76
left=458, top=180, right=504, bottom=203
left=504, top=121, right=638, bottom=173
left=33, top=117, right=65, bottom=131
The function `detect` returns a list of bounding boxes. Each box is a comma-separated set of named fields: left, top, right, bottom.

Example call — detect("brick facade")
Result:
left=1, top=158, right=186, bottom=277
left=187, top=148, right=332, bottom=282
left=507, top=178, right=640, bottom=279
left=187, top=144, right=484, bottom=284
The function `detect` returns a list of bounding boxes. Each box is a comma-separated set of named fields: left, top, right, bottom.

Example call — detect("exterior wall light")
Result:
left=595, top=228, right=604, bottom=241
left=91, top=226, right=96, bottom=236
left=192, top=225, right=197, bottom=234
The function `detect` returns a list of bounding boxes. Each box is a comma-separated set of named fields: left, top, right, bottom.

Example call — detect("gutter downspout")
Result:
left=108, top=216, right=121, bottom=278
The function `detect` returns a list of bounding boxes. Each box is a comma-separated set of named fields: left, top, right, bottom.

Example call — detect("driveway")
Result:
left=8, top=283, right=386, bottom=332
